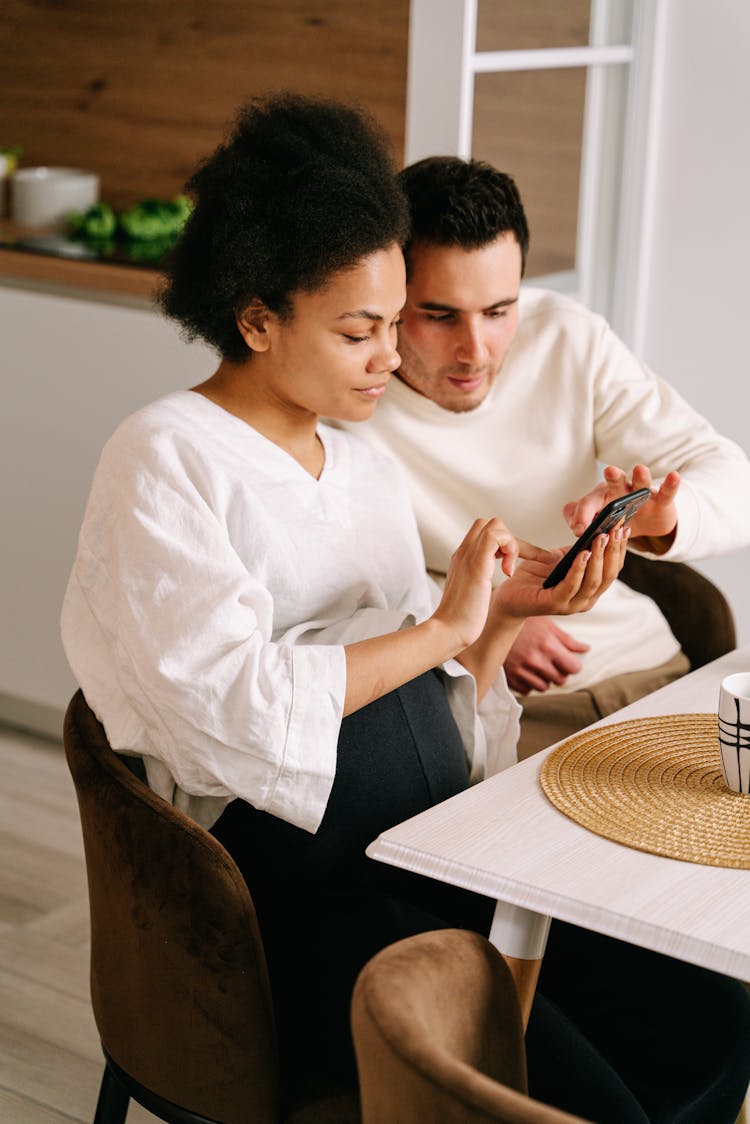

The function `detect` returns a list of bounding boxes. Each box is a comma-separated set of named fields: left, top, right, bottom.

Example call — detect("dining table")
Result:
left=367, top=644, right=750, bottom=1021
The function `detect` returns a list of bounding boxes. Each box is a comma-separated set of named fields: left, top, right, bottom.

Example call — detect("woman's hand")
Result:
left=494, top=525, right=629, bottom=620
left=432, top=517, right=520, bottom=651
left=344, top=517, right=520, bottom=713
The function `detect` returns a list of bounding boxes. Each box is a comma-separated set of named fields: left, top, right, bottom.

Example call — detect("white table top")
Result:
left=367, top=646, right=750, bottom=981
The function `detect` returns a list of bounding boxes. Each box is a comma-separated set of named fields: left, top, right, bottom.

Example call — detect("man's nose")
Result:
left=455, top=321, right=489, bottom=364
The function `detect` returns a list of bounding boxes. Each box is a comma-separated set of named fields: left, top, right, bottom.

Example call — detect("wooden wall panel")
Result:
left=476, top=0, right=590, bottom=51
left=473, top=67, right=587, bottom=277
left=2, top=0, right=589, bottom=279
left=1, top=0, right=409, bottom=209
left=474, top=0, right=590, bottom=277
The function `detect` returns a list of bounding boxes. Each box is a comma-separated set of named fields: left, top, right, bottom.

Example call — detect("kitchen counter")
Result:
left=0, top=219, right=161, bottom=305
left=0, top=277, right=213, bottom=739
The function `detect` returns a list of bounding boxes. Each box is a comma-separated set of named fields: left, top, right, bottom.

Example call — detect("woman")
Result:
left=61, top=94, right=748, bottom=1122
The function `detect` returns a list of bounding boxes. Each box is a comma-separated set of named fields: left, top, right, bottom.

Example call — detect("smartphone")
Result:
left=542, top=487, right=651, bottom=589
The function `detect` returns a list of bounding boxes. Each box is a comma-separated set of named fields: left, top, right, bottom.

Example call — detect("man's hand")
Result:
left=563, top=464, right=680, bottom=553
left=503, top=617, right=590, bottom=695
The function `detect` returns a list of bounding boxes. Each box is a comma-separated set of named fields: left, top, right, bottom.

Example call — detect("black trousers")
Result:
left=212, top=671, right=750, bottom=1121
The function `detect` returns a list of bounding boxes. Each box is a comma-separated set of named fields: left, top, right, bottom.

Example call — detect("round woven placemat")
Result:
left=540, top=713, right=750, bottom=869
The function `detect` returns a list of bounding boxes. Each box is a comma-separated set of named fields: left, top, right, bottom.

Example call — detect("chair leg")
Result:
left=93, top=1062, right=129, bottom=1124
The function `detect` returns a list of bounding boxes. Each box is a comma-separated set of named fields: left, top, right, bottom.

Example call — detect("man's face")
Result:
left=397, top=233, right=523, bottom=412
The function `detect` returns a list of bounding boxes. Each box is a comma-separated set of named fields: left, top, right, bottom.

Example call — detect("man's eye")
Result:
left=426, top=313, right=453, bottom=323
left=343, top=334, right=369, bottom=343
left=487, top=309, right=508, bottom=319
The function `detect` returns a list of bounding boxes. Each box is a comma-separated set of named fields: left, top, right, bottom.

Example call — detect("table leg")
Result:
left=489, top=901, right=551, bottom=1028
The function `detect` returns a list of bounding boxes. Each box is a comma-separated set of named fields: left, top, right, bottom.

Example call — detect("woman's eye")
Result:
left=343, top=334, right=369, bottom=343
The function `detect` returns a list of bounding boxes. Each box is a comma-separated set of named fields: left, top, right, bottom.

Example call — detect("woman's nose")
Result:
left=370, top=340, right=401, bottom=373
left=385, top=345, right=401, bottom=372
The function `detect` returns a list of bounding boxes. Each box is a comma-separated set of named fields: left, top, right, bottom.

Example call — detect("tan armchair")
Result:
left=64, top=690, right=359, bottom=1124
left=351, top=929, right=590, bottom=1124
left=619, top=553, right=735, bottom=670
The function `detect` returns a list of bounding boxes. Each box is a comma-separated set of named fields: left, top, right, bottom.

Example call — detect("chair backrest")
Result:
left=63, top=690, right=280, bottom=1124
left=351, top=929, right=590, bottom=1124
left=619, top=553, right=736, bottom=669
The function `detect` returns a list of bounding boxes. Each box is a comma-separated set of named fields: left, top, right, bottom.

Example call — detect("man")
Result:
left=356, top=155, right=750, bottom=757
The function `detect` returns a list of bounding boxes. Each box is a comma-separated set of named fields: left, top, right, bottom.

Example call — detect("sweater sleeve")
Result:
left=61, top=436, right=346, bottom=834
left=591, top=323, right=750, bottom=560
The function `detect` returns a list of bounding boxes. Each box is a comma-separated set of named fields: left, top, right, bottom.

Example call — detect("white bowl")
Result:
left=10, top=166, right=100, bottom=229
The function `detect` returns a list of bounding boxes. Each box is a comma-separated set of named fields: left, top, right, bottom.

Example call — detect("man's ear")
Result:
left=236, top=299, right=273, bottom=352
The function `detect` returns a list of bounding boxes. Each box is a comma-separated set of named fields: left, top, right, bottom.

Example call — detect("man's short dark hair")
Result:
left=160, top=92, right=409, bottom=361
left=397, top=156, right=529, bottom=275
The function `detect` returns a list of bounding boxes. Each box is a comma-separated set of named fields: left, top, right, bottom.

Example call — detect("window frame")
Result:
left=405, top=0, right=666, bottom=343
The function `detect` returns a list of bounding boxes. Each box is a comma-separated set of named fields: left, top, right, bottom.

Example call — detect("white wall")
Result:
left=637, top=0, right=750, bottom=643
left=4, top=2, right=749, bottom=737
left=0, top=285, right=213, bottom=735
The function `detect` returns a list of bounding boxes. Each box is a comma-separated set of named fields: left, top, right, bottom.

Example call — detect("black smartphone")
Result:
left=542, top=487, right=651, bottom=589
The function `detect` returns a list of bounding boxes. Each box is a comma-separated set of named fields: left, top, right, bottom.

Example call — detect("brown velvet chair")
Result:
left=619, top=553, right=736, bottom=670
left=64, top=689, right=359, bottom=1124
left=351, top=929, right=591, bottom=1124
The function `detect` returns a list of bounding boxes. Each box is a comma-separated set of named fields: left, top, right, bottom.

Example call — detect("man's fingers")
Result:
left=630, top=464, right=653, bottom=490
left=567, top=495, right=603, bottom=536
left=655, top=469, right=681, bottom=502
left=551, top=624, right=590, bottom=653
left=544, top=644, right=583, bottom=678
left=603, top=465, right=629, bottom=486
left=513, top=669, right=554, bottom=694
left=562, top=481, right=609, bottom=536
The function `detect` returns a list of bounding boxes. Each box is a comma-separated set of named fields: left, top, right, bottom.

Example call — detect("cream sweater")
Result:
left=356, top=288, right=750, bottom=692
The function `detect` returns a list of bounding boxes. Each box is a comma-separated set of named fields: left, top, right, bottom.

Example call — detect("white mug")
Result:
left=10, top=166, right=99, bottom=229
left=717, top=672, right=750, bottom=794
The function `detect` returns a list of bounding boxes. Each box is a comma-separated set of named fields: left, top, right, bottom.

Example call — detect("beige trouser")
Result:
left=517, top=650, right=691, bottom=761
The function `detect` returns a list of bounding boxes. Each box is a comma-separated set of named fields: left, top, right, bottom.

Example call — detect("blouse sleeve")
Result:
left=420, top=575, right=521, bottom=781
left=61, top=435, right=346, bottom=834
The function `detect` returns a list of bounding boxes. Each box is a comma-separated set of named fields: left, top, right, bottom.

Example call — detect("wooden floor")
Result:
left=2, top=722, right=746, bottom=1124
left=0, top=723, right=154, bottom=1123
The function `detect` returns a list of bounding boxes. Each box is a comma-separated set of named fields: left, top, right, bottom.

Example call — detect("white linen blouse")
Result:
left=61, top=390, right=520, bottom=833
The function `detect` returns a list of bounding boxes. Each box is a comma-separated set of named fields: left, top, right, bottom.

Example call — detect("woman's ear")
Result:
left=236, top=299, right=273, bottom=352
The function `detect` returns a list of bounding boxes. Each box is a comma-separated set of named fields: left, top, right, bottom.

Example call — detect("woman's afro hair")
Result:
left=160, top=92, right=410, bottom=361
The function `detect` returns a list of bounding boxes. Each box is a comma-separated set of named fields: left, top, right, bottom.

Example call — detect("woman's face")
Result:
left=257, top=242, right=406, bottom=423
